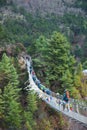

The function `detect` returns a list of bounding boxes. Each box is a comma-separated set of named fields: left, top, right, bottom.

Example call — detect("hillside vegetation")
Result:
left=0, top=0, right=87, bottom=129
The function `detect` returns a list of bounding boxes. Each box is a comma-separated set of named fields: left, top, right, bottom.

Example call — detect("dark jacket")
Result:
left=63, top=93, right=69, bottom=102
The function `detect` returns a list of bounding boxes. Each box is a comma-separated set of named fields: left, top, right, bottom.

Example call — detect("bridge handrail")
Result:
left=57, top=94, right=87, bottom=111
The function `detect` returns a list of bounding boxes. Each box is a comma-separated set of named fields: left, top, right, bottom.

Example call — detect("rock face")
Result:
left=12, top=0, right=84, bottom=16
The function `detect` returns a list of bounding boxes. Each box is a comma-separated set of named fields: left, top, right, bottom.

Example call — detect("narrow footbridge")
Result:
left=25, top=57, right=87, bottom=126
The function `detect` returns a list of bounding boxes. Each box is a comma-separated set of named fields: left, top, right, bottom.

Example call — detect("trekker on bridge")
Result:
left=62, top=89, right=70, bottom=112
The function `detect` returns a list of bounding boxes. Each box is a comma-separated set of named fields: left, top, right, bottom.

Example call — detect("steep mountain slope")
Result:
left=0, top=0, right=87, bottom=61
left=0, top=1, right=87, bottom=130
left=12, top=0, right=85, bottom=16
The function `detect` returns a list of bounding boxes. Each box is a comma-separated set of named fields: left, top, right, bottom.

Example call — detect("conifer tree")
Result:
left=61, top=69, right=73, bottom=89
left=0, top=89, right=4, bottom=119
left=35, top=32, right=76, bottom=91
left=1, top=83, right=21, bottom=129
left=46, top=32, right=75, bottom=82
left=22, top=90, right=37, bottom=130
left=74, top=63, right=87, bottom=98
left=27, top=90, right=37, bottom=113
left=34, top=35, right=48, bottom=68
left=0, top=53, right=22, bottom=129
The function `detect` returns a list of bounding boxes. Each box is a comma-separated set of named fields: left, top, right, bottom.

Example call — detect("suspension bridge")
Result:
left=23, top=56, right=87, bottom=127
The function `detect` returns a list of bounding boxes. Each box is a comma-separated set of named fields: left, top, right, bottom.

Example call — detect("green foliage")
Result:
left=76, top=63, right=83, bottom=76
left=0, top=53, right=19, bottom=88
left=58, top=113, right=65, bottom=129
left=0, top=0, right=7, bottom=6
left=1, top=10, right=60, bottom=52
left=74, top=42, right=87, bottom=62
left=1, top=83, right=21, bottom=128
left=73, top=63, right=82, bottom=91
left=35, top=31, right=86, bottom=98
left=74, top=75, right=81, bottom=88
left=74, top=45, right=83, bottom=58
left=61, top=14, right=87, bottom=35
left=83, top=61, right=87, bottom=69
left=0, top=6, right=87, bottom=63
left=0, top=53, right=38, bottom=129
left=35, top=35, right=48, bottom=67
left=23, top=111, right=33, bottom=130
left=37, top=118, right=51, bottom=130
left=69, top=87, right=81, bottom=99
left=1, top=2, right=87, bottom=128
left=0, top=90, right=4, bottom=118
left=0, top=53, right=22, bottom=129
left=75, top=0, right=87, bottom=12
left=73, top=63, right=87, bottom=98
left=0, top=24, right=9, bottom=45
left=82, top=42, right=87, bottom=61
left=61, top=70, right=73, bottom=88
left=35, top=32, right=76, bottom=92
left=27, top=90, right=37, bottom=113
left=22, top=90, right=37, bottom=130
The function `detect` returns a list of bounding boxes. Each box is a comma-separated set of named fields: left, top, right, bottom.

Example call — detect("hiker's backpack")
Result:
left=66, top=91, right=70, bottom=99
left=63, top=91, right=69, bottom=102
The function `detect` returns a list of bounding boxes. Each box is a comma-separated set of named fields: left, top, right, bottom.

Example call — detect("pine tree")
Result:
left=1, top=83, right=21, bottom=129
left=35, top=35, right=48, bottom=67
left=35, top=32, right=76, bottom=91
left=0, top=53, right=22, bottom=129
left=22, top=90, right=37, bottom=130
left=73, top=63, right=87, bottom=98
left=61, top=69, right=73, bottom=89
left=0, top=89, right=4, bottom=119
left=46, top=32, right=75, bottom=81
left=27, top=90, right=37, bottom=113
